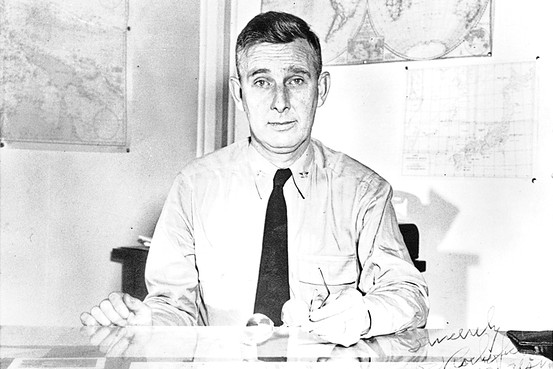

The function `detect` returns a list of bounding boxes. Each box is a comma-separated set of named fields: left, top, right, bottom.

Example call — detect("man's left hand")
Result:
left=307, top=288, right=371, bottom=347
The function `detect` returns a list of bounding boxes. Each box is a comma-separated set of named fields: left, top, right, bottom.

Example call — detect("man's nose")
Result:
left=271, top=85, right=290, bottom=113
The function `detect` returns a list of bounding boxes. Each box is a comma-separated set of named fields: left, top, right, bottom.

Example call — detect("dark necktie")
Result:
left=254, top=168, right=292, bottom=326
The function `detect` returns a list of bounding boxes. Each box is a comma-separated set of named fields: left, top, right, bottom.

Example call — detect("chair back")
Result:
left=399, top=223, right=426, bottom=272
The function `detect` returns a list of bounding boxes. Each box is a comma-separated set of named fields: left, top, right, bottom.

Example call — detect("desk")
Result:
left=1, top=326, right=551, bottom=368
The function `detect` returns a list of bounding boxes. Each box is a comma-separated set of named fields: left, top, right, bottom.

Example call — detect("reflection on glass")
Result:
left=315, top=329, right=430, bottom=363
left=243, top=313, right=275, bottom=345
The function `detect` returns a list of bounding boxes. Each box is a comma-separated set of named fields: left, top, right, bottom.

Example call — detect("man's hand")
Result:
left=307, top=288, right=371, bottom=347
left=281, top=299, right=310, bottom=327
left=80, top=326, right=154, bottom=357
left=80, top=292, right=152, bottom=327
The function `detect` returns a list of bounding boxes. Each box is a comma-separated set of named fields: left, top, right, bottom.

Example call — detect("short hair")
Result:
left=235, top=11, right=322, bottom=78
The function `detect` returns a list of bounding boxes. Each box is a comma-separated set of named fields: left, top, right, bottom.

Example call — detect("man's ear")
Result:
left=229, top=76, right=245, bottom=111
left=317, top=71, right=331, bottom=107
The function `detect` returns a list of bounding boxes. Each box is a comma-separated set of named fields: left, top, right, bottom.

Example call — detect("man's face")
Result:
left=230, top=39, right=330, bottom=158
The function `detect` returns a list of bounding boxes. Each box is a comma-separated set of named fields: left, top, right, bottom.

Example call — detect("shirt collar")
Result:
left=247, top=140, right=313, bottom=200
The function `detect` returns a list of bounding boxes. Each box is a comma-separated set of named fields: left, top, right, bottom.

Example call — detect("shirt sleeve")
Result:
left=356, top=176, right=430, bottom=337
left=143, top=172, right=200, bottom=326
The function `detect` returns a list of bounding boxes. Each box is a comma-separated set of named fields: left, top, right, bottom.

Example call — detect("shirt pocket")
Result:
left=297, top=254, right=358, bottom=299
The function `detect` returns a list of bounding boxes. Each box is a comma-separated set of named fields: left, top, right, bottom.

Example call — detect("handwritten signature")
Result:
left=410, top=309, right=550, bottom=369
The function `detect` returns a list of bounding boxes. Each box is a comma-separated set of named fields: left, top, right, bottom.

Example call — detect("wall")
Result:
left=0, top=1, right=200, bottom=326
left=2, top=0, right=551, bottom=330
left=232, top=0, right=553, bottom=330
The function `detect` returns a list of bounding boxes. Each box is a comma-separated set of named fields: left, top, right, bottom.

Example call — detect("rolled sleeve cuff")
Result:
left=145, top=297, right=196, bottom=326
left=362, top=291, right=429, bottom=338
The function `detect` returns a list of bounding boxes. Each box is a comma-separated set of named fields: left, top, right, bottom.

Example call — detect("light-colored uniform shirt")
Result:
left=144, top=138, right=429, bottom=337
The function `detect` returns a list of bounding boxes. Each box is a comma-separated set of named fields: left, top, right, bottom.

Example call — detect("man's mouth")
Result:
left=268, top=120, right=296, bottom=127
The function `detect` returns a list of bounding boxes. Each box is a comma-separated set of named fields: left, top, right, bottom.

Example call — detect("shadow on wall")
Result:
left=393, top=189, right=479, bottom=329
left=130, top=190, right=167, bottom=239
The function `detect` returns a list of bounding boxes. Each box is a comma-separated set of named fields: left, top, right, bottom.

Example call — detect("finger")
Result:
left=80, top=325, right=101, bottom=338
left=122, top=294, right=142, bottom=312
left=80, top=312, right=99, bottom=326
left=90, top=305, right=112, bottom=327
left=98, top=327, right=128, bottom=355
left=106, top=332, right=132, bottom=357
left=310, top=294, right=324, bottom=311
left=89, top=326, right=113, bottom=347
left=308, top=313, right=342, bottom=336
left=107, top=328, right=136, bottom=357
left=309, top=297, right=349, bottom=322
left=99, top=299, right=127, bottom=326
left=123, top=294, right=152, bottom=325
left=108, top=292, right=130, bottom=320
left=309, top=288, right=329, bottom=311
left=97, top=329, right=118, bottom=354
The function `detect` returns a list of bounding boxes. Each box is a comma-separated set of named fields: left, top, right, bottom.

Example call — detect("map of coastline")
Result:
left=402, top=61, right=535, bottom=178
left=0, top=0, right=127, bottom=147
left=261, top=0, right=493, bottom=65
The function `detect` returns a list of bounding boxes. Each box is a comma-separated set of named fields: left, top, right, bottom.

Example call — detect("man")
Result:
left=81, top=11, right=429, bottom=347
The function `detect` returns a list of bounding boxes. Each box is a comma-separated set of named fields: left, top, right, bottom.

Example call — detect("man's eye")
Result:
left=288, top=78, right=304, bottom=86
left=254, top=79, right=270, bottom=87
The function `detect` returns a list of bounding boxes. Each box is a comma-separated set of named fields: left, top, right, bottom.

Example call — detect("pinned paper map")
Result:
left=0, top=0, right=127, bottom=148
left=402, top=61, right=536, bottom=178
left=261, top=0, right=493, bottom=65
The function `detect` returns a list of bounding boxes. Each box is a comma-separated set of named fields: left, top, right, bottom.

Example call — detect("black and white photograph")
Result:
left=1, top=0, right=551, bottom=367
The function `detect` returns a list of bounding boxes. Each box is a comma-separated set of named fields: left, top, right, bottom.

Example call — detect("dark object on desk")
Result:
left=111, top=223, right=426, bottom=300
left=507, top=330, right=553, bottom=360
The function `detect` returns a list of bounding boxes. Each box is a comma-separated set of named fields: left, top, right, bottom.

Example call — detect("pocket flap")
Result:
left=298, top=254, right=358, bottom=286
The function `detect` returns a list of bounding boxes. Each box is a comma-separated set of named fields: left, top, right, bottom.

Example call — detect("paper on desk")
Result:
left=7, top=358, right=105, bottom=369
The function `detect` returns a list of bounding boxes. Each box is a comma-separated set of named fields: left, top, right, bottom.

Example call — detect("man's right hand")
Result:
left=80, top=292, right=152, bottom=326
